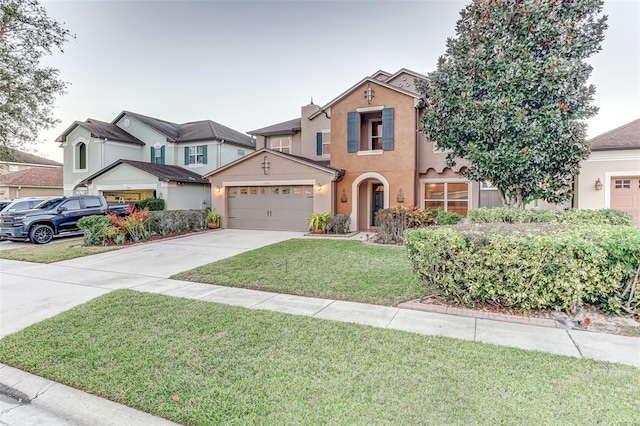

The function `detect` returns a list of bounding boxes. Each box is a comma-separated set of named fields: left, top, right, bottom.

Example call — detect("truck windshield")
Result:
left=34, top=198, right=65, bottom=210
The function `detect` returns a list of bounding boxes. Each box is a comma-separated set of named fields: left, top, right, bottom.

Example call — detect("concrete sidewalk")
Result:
left=1, top=229, right=639, bottom=425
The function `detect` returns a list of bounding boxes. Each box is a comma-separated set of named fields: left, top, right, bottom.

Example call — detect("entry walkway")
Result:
left=1, top=230, right=639, bottom=425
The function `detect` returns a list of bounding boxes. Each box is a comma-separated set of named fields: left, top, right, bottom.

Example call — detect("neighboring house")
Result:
left=576, top=119, right=640, bottom=226
left=0, top=147, right=63, bottom=200
left=0, top=167, right=63, bottom=200
left=55, top=111, right=255, bottom=210
left=207, top=69, right=497, bottom=232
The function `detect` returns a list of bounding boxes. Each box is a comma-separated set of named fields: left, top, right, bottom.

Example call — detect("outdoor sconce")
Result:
left=261, top=156, right=270, bottom=175
left=595, top=178, right=603, bottom=191
left=340, top=189, right=348, bottom=203
left=216, top=186, right=221, bottom=194
left=364, top=83, right=374, bottom=104
left=317, top=183, right=323, bottom=192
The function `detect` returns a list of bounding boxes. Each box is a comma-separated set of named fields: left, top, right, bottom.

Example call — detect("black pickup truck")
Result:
left=0, top=195, right=130, bottom=244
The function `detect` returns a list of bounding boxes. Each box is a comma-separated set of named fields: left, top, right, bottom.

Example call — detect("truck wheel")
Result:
left=30, top=225, right=54, bottom=244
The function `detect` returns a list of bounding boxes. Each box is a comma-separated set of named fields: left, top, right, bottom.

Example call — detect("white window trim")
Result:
left=604, top=171, right=640, bottom=208
left=188, top=145, right=204, bottom=166
left=269, top=136, right=291, bottom=153
left=72, top=137, right=89, bottom=173
left=356, top=105, right=384, bottom=113
left=357, top=149, right=383, bottom=156
left=321, top=129, right=331, bottom=157
left=369, top=119, right=382, bottom=151
left=420, top=179, right=472, bottom=212
left=480, top=181, right=498, bottom=191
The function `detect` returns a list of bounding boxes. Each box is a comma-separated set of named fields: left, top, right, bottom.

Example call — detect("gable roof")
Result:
left=115, top=111, right=255, bottom=148
left=0, top=167, right=63, bottom=187
left=204, top=147, right=344, bottom=179
left=248, top=118, right=302, bottom=136
left=589, top=119, right=640, bottom=151
left=80, top=159, right=209, bottom=185
left=55, top=119, right=144, bottom=145
left=0, top=146, right=62, bottom=167
left=308, top=69, right=424, bottom=120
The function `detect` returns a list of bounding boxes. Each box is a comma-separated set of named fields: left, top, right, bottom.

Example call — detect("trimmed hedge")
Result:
left=375, top=206, right=463, bottom=244
left=404, top=224, right=640, bottom=313
left=146, top=210, right=207, bottom=235
left=468, top=207, right=635, bottom=226
left=137, top=197, right=165, bottom=211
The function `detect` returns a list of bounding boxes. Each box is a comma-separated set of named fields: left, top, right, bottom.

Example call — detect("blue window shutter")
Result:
left=184, top=146, right=189, bottom=165
left=150, top=147, right=155, bottom=163
left=160, top=146, right=165, bottom=164
left=382, top=108, right=394, bottom=151
left=347, top=112, right=358, bottom=153
left=202, top=145, right=208, bottom=164
left=316, top=132, right=323, bottom=156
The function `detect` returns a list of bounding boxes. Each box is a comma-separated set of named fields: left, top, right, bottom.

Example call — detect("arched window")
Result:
left=75, top=142, right=87, bottom=170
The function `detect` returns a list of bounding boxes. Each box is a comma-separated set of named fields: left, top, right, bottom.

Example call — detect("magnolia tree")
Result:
left=0, top=0, right=73, bottom=149
left=418, top=0, right=607, bottom=208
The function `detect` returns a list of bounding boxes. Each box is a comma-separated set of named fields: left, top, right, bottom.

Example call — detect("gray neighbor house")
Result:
left=56, top=111, right=255, bottom=210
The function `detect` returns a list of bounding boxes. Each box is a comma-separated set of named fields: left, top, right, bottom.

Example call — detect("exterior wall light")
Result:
left=595, top=178, right=603, bottom=191
left=317, top=183, right=322, bottom=192
left=364, top=83, right=374, bottom=104
left=261, top=156, right=270, bottom=174
left=216, top=186, right=221, bottom=194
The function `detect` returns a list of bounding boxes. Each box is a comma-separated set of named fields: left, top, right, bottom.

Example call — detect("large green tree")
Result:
left=418, top=0, right=607, bottom=208
left=0, top=0, right=73, bottom=150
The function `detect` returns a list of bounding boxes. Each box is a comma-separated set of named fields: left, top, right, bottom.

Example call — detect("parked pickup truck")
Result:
left=0, top=195, right=130, bottom=244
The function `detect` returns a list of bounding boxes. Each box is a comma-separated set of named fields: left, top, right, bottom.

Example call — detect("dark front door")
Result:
left=371, top=183, right=384, bottom=226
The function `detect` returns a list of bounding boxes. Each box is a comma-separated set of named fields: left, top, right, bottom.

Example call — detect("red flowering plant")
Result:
left=108, top=205, right=150, bottom=243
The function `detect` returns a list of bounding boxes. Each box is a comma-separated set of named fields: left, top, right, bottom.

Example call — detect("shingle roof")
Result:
left=248, top=118, right=302, bottom=136
left=0, top=147, right=62, bottom=166
left=589, top=119, right=640, bottom=151
left=81, top=159, right=209, bottom=185
left=55, top=119, right=144, bottom=145
left=0, top=167, right=63, bottom=187
left=120, top=111, right=255, bottom=148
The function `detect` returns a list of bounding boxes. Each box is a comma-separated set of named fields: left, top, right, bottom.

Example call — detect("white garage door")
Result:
left=227, top=185, right=314, bottom=231
left=611, top=177, right=640, bottom=227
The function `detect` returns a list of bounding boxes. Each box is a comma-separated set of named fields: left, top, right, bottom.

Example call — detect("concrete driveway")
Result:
left=0, top=229, right=302, bottom=337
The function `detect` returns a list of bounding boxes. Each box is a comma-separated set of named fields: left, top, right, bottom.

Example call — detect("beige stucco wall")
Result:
left=300, top=104, right=331, bottom=161
left=208, top=152, right=334, bottom=228
left=577, top=149, right=640, bottom=209
left=0, top=186, right=62, bottom=200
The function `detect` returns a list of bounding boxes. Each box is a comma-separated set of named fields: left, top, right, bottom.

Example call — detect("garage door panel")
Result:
left=227, top=185, right=313, bottom=231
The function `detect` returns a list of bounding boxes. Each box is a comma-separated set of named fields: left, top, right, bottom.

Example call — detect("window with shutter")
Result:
left=347, top=112, right=358, bottom=153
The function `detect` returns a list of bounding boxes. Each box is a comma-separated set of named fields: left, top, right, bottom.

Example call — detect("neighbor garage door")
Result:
left=611, top=177, right=640, bottom=227
left=227, top=185, right=314, bottom=231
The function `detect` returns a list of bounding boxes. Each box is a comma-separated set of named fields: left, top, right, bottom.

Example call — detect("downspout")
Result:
left=414, top=107, right=420, bottom=206
left=102, top=138, right=107, bottom=169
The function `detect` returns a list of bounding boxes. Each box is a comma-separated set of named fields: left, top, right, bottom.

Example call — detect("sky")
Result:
left=29, top=0, right=640, bottom=162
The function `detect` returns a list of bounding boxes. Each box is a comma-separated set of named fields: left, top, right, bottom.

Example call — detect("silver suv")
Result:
left=0, top=197, right=51, bottom=213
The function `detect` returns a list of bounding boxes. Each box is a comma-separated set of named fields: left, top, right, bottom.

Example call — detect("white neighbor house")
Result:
left=56, top=111, right=255, bottom=210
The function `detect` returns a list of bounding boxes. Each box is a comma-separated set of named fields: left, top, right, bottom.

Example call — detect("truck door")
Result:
left=56, top=198, right=83, bottom=233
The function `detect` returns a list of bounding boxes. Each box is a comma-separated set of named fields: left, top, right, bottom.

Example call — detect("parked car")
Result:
left=0, top=197, right=51, bottom=213
left=0, top=195, right=131, bottom=244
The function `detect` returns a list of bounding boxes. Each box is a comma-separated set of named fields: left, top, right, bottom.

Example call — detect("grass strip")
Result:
left=0, top=239, right=120, bottom=263
left=171, top=239, right=423, bottom=306
left=1, top=290, right=638, bottom=425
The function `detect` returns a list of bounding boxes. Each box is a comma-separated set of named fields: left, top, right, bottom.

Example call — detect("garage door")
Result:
left=611, top=177, right=640, bottom=227
left=227, top=185, right=313, bottom=231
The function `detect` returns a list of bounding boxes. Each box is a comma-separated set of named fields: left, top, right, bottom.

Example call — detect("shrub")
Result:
left=468, top=207, right=634, bottom=226
left=77, top=215, right=113, bottom=245
left=108, top=207, right=150, bottom=242
left=308, top=212, right=331, bottom=233
left=436, top=210, right=463, bottom=225
left=329, top=214, right=351, bottom=234
left=137, top=197, right=165, bottom=211
left=404, top=224, right=640, bottom=313
left=146, top=210, right=207, bottom=236
left=375, top=206, right=440, bottom=244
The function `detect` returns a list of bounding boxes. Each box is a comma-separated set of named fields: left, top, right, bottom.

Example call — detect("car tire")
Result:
left=30, top=224, right=54, bottom=244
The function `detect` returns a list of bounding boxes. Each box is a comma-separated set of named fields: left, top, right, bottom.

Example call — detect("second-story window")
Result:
left=184, top=145, right=208, bottom=166
left=347, top=108, right=394, bottom=153
left=150, top=146, right=165, bottom=164
left=74, top=141, right=87, bottom=171
left=269, top=136, right=291, bottom=154
left=316, top=131, right=331, bottom=156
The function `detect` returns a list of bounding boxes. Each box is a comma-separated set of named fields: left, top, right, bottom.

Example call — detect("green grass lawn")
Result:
left=1, top=290, right=638, bottom=425
left=171, top=239, right=424, bottom=306
left=0, top=239, right=121, bottom=263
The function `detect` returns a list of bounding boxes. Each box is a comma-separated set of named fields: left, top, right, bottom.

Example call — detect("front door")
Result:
left=371, top=183, right=384, bottom=226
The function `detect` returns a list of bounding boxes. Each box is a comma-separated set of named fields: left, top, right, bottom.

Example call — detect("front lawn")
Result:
left=171, top=239, right=423, bottom=306
left=1, top=290, right=638, bottom=425
left=0, top=239, right=121, bottom=263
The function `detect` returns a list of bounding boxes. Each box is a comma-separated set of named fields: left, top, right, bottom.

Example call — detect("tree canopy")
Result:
left=0, top=0, right=73, bottom=149
left=418, top=0, right=608, bottom=208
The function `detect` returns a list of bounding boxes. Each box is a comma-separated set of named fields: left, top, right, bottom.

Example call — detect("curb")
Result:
left=398, top=300, right=561, bottom=328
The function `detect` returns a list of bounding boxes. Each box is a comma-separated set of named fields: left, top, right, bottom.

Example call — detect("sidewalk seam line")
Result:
left=565, top=330, right=585, bottom=359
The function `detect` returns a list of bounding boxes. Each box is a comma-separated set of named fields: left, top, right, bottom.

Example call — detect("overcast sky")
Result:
left=33, top=0, right=639, bottom=162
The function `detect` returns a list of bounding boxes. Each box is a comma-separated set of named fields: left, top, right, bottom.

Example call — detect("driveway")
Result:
left=0, top=229, right=302, bottom=337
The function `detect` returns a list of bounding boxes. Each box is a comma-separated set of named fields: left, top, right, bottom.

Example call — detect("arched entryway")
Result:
left=351, top=173, right=390, bottom=231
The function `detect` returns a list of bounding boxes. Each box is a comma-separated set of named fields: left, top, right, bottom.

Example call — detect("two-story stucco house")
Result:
left=56, top=111, right=255, bottom=210
left=206, top=69, right=502, bottom=232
